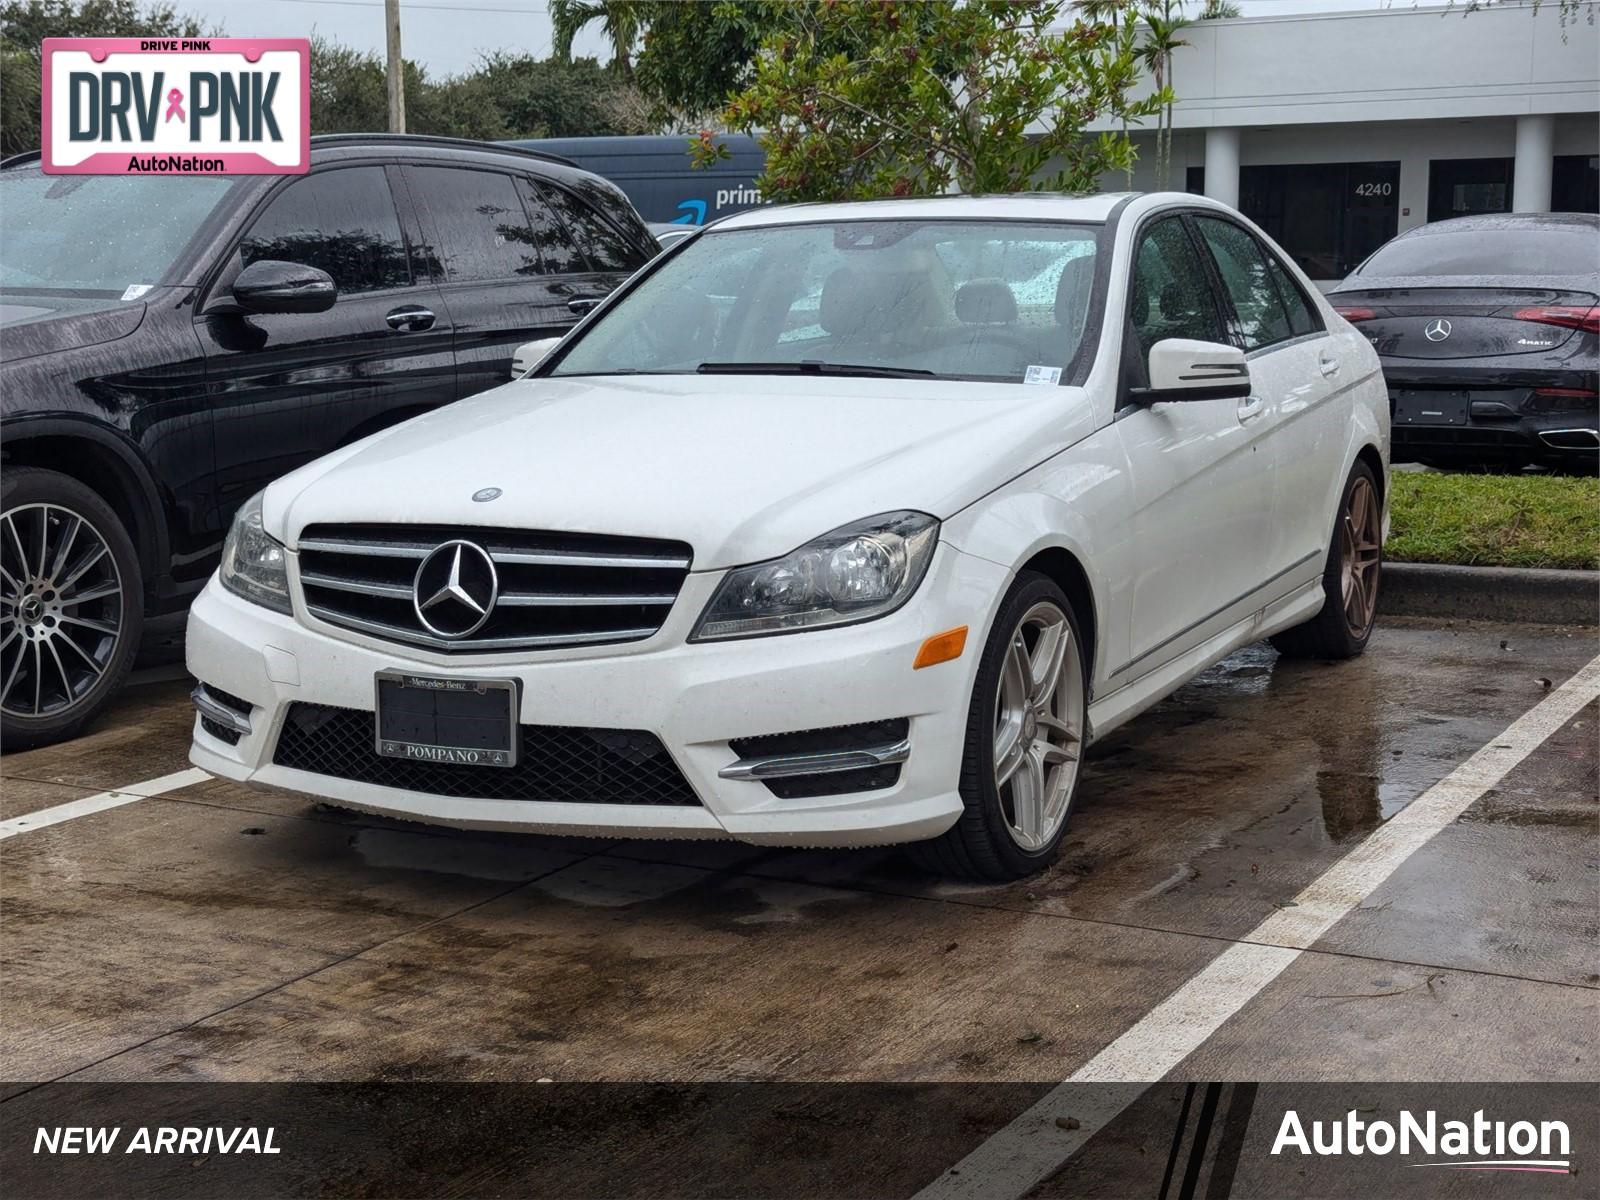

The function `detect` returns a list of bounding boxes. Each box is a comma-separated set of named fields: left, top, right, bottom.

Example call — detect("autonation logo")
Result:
left=1272, top=1108, right=1573, bottom=1175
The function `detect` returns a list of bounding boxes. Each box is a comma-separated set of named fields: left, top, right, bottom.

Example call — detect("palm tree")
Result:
left=1079, top=0, right=1139, bottom=188
left=550, top=0, right=641, bottom=77
left=1197, top=0, right=1242, bottom=17
left=1138, top=0, right=1191, bottom=190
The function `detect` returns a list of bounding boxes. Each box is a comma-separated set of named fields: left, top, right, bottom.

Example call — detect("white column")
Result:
left=1203, top=127, right=1241, bottom=209
left=1512, top=114, right=1555, bottom=213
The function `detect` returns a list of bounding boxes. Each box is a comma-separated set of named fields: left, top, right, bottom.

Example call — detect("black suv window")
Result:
left=537, top=182, right=648, bottom=274
left=410, top=166, right=543, bottom=283
left=1129, top=216, right=1227, bottom=359
left=1194, top=216, right=1307, bottom=350
left=513, top=178, right=586, bottom=275
left=241, top=167, right=410, bottom=294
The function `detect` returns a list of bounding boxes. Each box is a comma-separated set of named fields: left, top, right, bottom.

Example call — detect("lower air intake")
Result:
left=272, top=703, right=700, bottom=806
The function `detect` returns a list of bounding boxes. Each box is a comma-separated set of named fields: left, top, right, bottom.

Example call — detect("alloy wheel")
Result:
left=1338, top=476, right=1381, bottom=638
left=1, top=503, right=126, bottom=719
left=993, top=600, right=1085, bottom=852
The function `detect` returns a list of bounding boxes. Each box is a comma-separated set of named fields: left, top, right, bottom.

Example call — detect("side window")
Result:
left=512, top=178, right=586, bottom=275
left=1194, top=217, right=1295, bottom=351
left=537, top=182, right=648, bottom=274
left=240, top=167, right=409, bottom=294
left=409, top=166, right=543, bottom=283
left=1263, top=251, right=1321, bottom=337
left=1128, top=217, right=1227, bottom=360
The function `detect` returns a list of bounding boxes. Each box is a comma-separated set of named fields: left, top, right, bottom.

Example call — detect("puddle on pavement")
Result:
left=349, top=827, right=570, bottom=882
left=529, top=857, right=706, bottom=907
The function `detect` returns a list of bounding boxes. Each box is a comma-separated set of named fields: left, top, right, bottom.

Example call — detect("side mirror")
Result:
left=511, top=336, right=561, bottom=378
left=232, top=259, right=337, bottom=315
left=1133, top=338, right=1250, bottom=403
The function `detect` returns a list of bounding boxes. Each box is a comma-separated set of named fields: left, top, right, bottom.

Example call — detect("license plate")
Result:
left=374, top=672, right=519, bottom=768
left=1393, top=390, right=1469, bottom=426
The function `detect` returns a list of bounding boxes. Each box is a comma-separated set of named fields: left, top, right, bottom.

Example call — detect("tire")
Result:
left=1270, top=460, right=1381, bottom=661
left=1, top=467, right=144, bottom=750
left=909, top=572, right=1089, bottom=881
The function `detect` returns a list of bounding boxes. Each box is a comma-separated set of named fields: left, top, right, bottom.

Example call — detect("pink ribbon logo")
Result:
left=164, top=88, right=185, bottom=123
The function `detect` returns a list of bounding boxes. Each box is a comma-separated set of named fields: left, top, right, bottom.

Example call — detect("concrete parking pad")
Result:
left=1, top=619, right=1594, bottom=1111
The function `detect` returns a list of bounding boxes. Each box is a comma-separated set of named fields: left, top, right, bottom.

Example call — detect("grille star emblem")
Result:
left=412, top=541, right=498, bottom=639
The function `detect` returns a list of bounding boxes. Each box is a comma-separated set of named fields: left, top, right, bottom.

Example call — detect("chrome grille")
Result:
left=295, top=524, right=692, bottom=653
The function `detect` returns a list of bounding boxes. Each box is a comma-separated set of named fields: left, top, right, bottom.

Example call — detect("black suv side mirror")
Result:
left=232, top=260, right=338, bottom=315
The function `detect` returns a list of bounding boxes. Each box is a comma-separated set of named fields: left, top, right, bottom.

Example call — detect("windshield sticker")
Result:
left=121, top=284, right=153, bottom=301
left=1024, top=365, right=1063, bottom=386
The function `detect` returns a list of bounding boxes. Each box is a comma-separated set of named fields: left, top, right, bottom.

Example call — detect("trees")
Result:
left=0, top=0, right=210, bottom=155
left=1137, top=0, right=1192, bottom=191
left=692, top=0, right=1161, bottom=204
left=550, top=0, right=642, bottom=77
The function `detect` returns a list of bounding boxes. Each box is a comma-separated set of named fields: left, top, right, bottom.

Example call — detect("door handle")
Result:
left=386, top=306, right=435, bottom=332
left=1237, top=394, right=1265, bottom=422
left=567, top=296, right=604, bottom=315
left=1318, top=353, right=1340, bottom=378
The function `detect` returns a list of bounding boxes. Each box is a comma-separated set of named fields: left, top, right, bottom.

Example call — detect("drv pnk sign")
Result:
left=42, top=38, right=309, bottom=175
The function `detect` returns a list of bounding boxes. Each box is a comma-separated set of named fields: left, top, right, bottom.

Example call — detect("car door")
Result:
left=401, top=166, right=651, bottom=401
left=402, top=164, right=574, bottom=399
left=1108, top=214, right=1280, bottom=680
left=195, top=163, right=456, bottom=522
left=1191, top=214, right=1341, bottom=591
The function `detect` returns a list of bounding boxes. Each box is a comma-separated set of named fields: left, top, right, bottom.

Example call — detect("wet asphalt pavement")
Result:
left=1, top=620, right=1595, bottom=1132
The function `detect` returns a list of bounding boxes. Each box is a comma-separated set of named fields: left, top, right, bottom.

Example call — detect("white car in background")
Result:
left=187, top=193, right=1388, bottom=880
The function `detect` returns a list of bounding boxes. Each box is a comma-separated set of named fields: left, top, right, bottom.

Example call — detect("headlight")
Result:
left=691, top=511, right=938, bottom=641
left=218, top=491, right=291, bottom=615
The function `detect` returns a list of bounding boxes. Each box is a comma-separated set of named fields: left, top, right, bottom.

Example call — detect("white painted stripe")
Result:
left=0, top=767, right=210, bottom=839
left=918, top=652, right=1600, bottom=1200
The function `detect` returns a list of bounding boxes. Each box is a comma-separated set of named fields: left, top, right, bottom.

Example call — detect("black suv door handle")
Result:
left=386, top=306, right=435, bottom=332
left=566, top=296, right=604, bottom=315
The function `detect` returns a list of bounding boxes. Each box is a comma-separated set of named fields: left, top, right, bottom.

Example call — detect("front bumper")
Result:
left=186, top=543, right=1008, bottom=847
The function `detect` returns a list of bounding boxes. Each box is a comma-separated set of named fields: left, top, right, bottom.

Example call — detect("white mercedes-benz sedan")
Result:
left=187, top=192, right=1388, bottom=880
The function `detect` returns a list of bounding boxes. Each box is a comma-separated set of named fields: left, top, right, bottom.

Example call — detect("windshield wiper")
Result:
left=695, top=360, right=936, bottom=379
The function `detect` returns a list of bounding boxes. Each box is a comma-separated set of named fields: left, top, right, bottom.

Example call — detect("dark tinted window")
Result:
left=1356, top=226, right=1600, bottom=278
left=410, top=166, right=542, bottom=282
left=538, top=182, right=648, bottom=273
left=1263, top=248, right=1319, bottom=336
left=1129, top=217, right=1225, bottom=359
left=1195, top=217, right=1294, bottom=350
left=512, top=178, right=586, bottom=274
left=241, top=167, right=409, bottom=294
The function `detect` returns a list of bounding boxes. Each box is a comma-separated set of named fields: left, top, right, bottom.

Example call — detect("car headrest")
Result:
left=1159, top=281, right=1191, bottom=320
left=954, top=279, right=1019, bottom=325
left=819, top=266, right=868, bottom=334
left=1055, top=253, right=1096, bottom=340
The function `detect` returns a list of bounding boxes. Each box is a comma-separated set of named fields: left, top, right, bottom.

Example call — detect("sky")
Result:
left=179, top=0, right=1406, bottom=80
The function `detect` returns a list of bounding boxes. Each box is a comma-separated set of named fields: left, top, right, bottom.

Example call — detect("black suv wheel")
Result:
left=1, top=467, right=143, bottom=749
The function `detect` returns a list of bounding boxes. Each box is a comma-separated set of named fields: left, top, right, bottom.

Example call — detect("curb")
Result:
left=1382, top=562, right=1598, bottom=626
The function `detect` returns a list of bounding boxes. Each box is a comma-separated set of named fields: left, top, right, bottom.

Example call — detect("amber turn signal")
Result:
left=913, top=626, right=968, bottom=670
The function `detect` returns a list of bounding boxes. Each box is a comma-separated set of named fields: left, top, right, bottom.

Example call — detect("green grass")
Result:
left=1385, top=472, right=1600, bottom=571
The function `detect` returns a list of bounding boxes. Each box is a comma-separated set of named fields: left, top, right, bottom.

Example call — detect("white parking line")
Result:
left=917, top=651, right=1600, bottom=1200
left=0, top=767, right=210, bottom=840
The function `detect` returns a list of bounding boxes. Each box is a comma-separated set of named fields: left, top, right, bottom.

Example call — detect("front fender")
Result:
left=938, top=438, right=1132, bottom=689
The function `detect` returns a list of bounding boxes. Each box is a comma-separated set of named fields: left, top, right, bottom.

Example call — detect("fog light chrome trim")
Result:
left=192, top=684, right=253, bottom=736
left=718, top=738, right=911, bottom=781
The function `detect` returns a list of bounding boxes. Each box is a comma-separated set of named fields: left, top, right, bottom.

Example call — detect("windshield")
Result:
left=1357, top=227, right=1600, bottom=279
left=549, top=219, right=1104, bottom=384
left=0, top=168, right=240, bottom=294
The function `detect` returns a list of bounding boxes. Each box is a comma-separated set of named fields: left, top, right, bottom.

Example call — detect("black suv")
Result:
left=1, top=135, right=655, bottom=747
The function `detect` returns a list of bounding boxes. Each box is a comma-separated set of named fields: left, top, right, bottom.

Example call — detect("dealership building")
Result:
left=1089, top=1, right=1600, bottom=284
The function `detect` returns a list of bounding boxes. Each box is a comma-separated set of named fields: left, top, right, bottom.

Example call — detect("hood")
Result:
left=265, top=374, right=1094, bottom=569
left=0, top=292, right=148, bottom=362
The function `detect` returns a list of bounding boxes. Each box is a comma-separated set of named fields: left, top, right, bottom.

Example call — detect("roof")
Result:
left=310, top=133, right=575, bottom=167
left=1399, top=211, right=1600, bottom=236
left=709, top=192, right=1141, bottom=230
